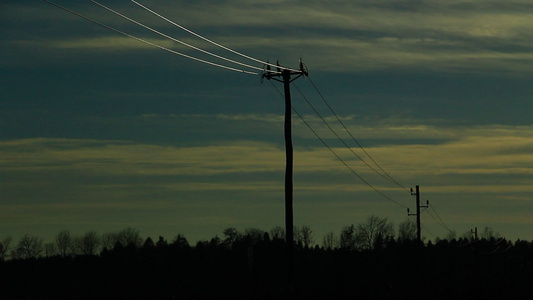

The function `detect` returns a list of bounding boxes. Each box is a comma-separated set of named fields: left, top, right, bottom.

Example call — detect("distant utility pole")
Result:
left=408, top=185, right=429, bottom=246
left=471, top=227, right=478, bottom=240
left=263, top=60, right=308, bottom=285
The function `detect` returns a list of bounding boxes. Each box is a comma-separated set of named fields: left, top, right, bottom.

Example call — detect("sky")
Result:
left=1, top=0, right=532, bottom=245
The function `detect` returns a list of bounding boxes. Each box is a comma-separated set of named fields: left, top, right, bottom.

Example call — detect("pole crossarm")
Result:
left=261, top=59, right=308, bottom=82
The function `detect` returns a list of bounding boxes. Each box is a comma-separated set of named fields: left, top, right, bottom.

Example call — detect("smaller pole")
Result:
left=409, top=185, right=427, bottom=247
left=415, top=185, right=421, bottom=246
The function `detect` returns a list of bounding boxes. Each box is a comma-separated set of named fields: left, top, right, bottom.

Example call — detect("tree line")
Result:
left=1, top=216, right=532, bottom=299
left=0, top=216, right=506, bottom=261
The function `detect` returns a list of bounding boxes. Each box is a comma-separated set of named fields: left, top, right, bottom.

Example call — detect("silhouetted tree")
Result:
left=480, top=227, right=500, bottom=240
left=143, top=237, right=155, bottom=248
left=223, top=227, right=241, bottom=246
left=0, top=237, right=12, bottom=261
left=270, top=225, right=285, bottom=240
left=293, top=226, right=303, bottom=247
left=340, top=224, right=356, bottom=250
left=77, top=231, right=100, bottom=255
left=44, top=242, right=57, bottom=257
left=300, top=225, right=314, bottom=248
left=156, top=236, right=168, bottom=248
left=55, top=230, right=73, bottom=257
left=398, top=219, right=417, bottom=241
left=172, top=234, right=189, bottom=248
left=12, top=234, right=43, bottom=259
left=322, top=231, right=336, bottom=250
left=355, top=215, right=394, bottom=250
left=118, top=227, right=142, bottom=248
left=244, top=228, right=265, bottom=244
left=101, top=232, right=119, bottom=250
left=209, top=236, right=221, bottom=248
left=262, top=231, right=270, bottom=242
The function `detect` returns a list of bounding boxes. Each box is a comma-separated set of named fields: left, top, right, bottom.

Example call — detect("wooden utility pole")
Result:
left=471, top=227, right=478, bottom=240
left=282, top=69, right=295, bottom=281
left=408, top=185, right=428, bottom=247
left=263, top=61, right=307, bottom=286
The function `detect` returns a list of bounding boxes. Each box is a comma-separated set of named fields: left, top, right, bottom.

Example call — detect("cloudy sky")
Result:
left=1, top=0, right=532, bottom=244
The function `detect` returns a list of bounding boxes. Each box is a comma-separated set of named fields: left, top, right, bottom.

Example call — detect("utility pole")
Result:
left=263, top=60, right=308, bottom=286
left=408, top=185, right=428, bottom=247
left=471, top=227, right=478, bottom=240
left=407, top=185, right=429, bottom=297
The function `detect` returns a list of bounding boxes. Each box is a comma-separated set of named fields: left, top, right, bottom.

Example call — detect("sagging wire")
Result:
left=269, top=81, right=408, bottom=209
left=131, top=0, right=295, bottom=73
left=307, top=76, right=409, bottom=192
left=292, top=81, right=406, bottom=188
left=44, top=0, right=259, bottom=75
left=90, top=0, right=265, bottom=73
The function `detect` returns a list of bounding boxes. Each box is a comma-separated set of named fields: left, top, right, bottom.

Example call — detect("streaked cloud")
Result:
left=2, top=123, right=531, bottom=192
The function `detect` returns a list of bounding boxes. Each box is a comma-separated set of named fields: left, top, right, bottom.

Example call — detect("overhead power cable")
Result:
left=43, top=0, right=258, bottom=75
left=131, top=0, right=298, bottom=73
left=269, top=81, right=408, bottom=209
left=427, top=202, right=454, bottom=233
left=421, top=223, right=436, bottom=239
left=306, top=76, right=408, bottom=192
left=423, top=205, right=453, bottom=234
left=90, top=0, right=265, bottom=73
left=292, top=82, right=396, bottom=184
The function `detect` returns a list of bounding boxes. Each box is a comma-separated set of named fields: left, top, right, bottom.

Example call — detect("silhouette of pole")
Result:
left=408, top=185, right=428, bottom=247
left=282, top=69, right=295, bottom=285
left=262, top=61, right=307, bottom=288
left=415, top=185, right=421, bottom=245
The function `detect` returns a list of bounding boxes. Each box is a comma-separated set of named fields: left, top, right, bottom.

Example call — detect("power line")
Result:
left=421, top=223, right=436, bottom=239
left=426, top=202, right=454, bottom=233
left=131, top=0, right=298, bottom=73
left=43, top=0, right=259, bottom=75
left=90, top=0, right=265, bottom=73
left=292, top=82, right=399, bottom=183
left=269, top=81, right=408, bottom=209
left=421, top=204, right=454, bottom=236
left=306, top=76, right=409, bottom=192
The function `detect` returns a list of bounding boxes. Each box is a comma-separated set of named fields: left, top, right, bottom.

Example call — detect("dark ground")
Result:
left=1, top=237, right=532, bottom=299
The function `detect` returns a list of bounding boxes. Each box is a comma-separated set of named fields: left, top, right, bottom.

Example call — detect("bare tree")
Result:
left=44, top=243, right=57, bottom=257
left=77, top=231, right=100, bottom=255
left=398, top=219, right=417, bottom=241
left=355, top=215, right=395, bottom=250
left=300, top=225, right=314, bottom=248
left=12, top=234, right=43, bottom=259
left=118, top=227, right=142, bottom=248
left=270, top=226, right=285, bottom=240
left=101, top=232, right=119, bottom=250
left=293, top=226, right=302, bottom=246
left=322, top=231, right=337, bottom=250
left=55, top=230, right=73, bottom=257
left=480, top=227, right=500, bottom=240
left=0, top=237, right=12, bottom=261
